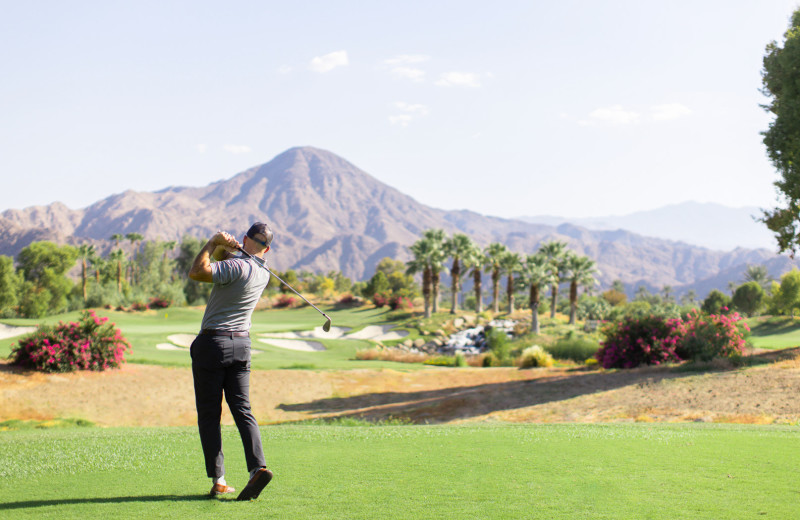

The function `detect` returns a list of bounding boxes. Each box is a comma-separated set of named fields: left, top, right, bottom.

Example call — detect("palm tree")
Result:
left=484, top=242, right=509, bottom=313
left=565, top=253, right=599, bottom=325
left=444, top=233, right=476, bottom=314
left=681, top=289, right=698, bottom=307
left=539, top=240, right=569, bottom=318
left=406, top=238, right=435, bottom=318
left=462, top=242, right=486, bottom=313
left=661, top=285, right=674, bottom=303
left=110, top=233, right=123, bottom=249
left=76, top=244, right=96, bottom=303
left=108, top=249, right=125, bottom=293
left=521, top=253, right=554, bottom=334
left=422, top=229, right=448, bottom=314
left=499, top=251, right=522, bottom=313
left=743, top=264, right=772, bottom=290
left=126, top=232, right=144, bottom=285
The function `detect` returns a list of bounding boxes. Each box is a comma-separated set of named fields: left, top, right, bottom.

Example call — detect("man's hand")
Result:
left=212, top=231, right=241, bottom=260
left=189, top=231, right=241, bottom=283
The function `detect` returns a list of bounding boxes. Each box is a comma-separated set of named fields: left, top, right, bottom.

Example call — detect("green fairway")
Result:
left=747, top=316, right=800, bottom=349
left=0, top=423, right=797, bottom=519
left=0, top=305, right=426, bottom=371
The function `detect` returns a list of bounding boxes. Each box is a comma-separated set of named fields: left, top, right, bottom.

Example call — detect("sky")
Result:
left=1, top=0, right=798, bottom=219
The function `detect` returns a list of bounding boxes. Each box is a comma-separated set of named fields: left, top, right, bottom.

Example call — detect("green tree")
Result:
left=772, top=268, right=800, bottom=316
left=701, top=289, right=731, bottom=315
left=422, top=229, right=448, bottom=313
left=176, top=236, right=212, bottom=304
left=76, top=244, right=96, bottom=304
left=484, top=242, right=509, bottom=313
left=0, top=255, right=20, bottom=317
left=407, top=238, right=435, bottom=318
left=16, top=241, right=78, bottom=317
left=743, top=264, right=773, bottom=290
left=125, top=232, right=144, bottom=285
left=565, top=253, right=600, bottom=325
left=760, top=9, right=800, bottom=253
left=461, top=241, right=485, bottom=313
left=108, top=249, right=126, bottom=294
left=362, top=271, right=391, bottom=300
left=539, top=240, right=569, bottom=318
left=445, top=233, right=477, bottom=314
left=520, top=253, right=553, bottom=334
left=732, top=281, right=766, bottom=317
left=499, top=251, right=522, bottom=313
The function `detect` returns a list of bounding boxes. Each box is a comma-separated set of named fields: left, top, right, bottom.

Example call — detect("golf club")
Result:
left=236, top=246, right=332, bottom=332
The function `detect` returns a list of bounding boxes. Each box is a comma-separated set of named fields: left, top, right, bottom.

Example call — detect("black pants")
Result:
left=190, top=333, right=265, bottom=478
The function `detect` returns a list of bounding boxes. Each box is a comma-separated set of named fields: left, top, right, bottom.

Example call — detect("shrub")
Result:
left=454, top=351, right=468, bottom=367
left=389, top=295, right=413, bottom=311
left=423, top=356, right=456, bottom=366
left=148, top=297, right=171, bottom=309
left=596, top=315, right=681, bottom=369
left=547, top=336, right=601, bottom=363
left=337, top=293, right=359, bottom=305
left=372, top=292, right=390, bottom=308
left=10, top=310, right=131, bottom=373
left=673, top=309, right=749, bottom=362
left=274, top=294, right=296, bottom=308
left=518, top=345, right=555, bottom=368
left=486, top=328, right=511, bottom=362
left=130, top=301, right=147, bottom=312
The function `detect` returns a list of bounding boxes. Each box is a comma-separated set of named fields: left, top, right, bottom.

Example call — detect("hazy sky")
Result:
left=1, top=0, right=797, bottom=219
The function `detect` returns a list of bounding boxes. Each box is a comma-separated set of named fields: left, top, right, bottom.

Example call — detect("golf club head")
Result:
left=323, top=317, right=332, bottom=332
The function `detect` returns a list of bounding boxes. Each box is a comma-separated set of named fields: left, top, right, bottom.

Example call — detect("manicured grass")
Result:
left=0, top=306, right=426, bottom=371
left=0, top=423, right=797, bottom=519
left=747, top=316, right=800, bottom=349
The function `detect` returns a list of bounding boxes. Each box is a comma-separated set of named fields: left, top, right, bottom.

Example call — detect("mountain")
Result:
left=0, top=146, right=796, bottom=295
left=517, top=202, right=775, bottom=251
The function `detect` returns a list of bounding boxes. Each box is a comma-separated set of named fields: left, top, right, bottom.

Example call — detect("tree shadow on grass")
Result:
left=0, top=494, right=217, bottom=510
left=279, top=348, right=800, bottom=423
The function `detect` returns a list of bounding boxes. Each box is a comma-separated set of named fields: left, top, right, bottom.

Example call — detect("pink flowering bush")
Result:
left=147, top=297, right=171, bottom=309
left=596, top=310, right=750, bottom=369
left=389, top=295, right=413, bottom=311
left=372, top=292, right=390, bottom=308
left=273, top=294, right=296, bottom=308
left=9, top=310, right=131, bottom=373
left=673, top=309, right=749, bottom=362
left=596, top=315, right=681, bottom=369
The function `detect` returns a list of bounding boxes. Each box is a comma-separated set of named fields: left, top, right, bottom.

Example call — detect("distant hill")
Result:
left=0, top=147, right=796, bottom=297
left=517, top=202, right=776, bottom=251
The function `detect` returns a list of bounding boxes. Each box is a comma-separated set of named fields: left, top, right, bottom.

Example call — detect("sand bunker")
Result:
left=167, top=334, right=196, bottom=348
left=156, top=343, right=185, bottom=351
left=0, top=324, right=37, bottom=340
left=257, top=338, right=326, bottom=352
left=346, top=325, right=408, bottom=341
left=264, top=326, right=351, bottom=339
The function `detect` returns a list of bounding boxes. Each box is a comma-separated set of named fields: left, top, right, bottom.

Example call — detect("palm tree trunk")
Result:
left=507, top=272, right=515, bottom=313
left=117, top=261, right=122, bottom=293
left=473, top=269, right=482, bottom=313
left=423, top=267, right=432, bottom=318
left=569, top=281, right=578, bottom=325
left=450, top=259, right=460, bottom=314
left=530, top=284, right=540, bottom=334
left=432, top=268, right=440, bottom=313
left=492, top=268, right=500, bottom=313
left=550, top=284, right=558, bottom=318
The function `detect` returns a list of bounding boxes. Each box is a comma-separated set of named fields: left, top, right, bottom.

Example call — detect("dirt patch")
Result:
left=2, top=349, right=800, bottom=426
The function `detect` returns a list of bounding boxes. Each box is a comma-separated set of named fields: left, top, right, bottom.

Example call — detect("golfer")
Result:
left=188, top=222, right=274, bottom=500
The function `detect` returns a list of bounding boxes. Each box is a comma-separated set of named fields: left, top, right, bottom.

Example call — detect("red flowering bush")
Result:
left=9, top=310, right=132, bottom=373
left=372, top=293, right=390, bottom=307
left=596, top=315, right=681, bottom=369
left=673, top=309, right=749, bottom=362
left=596, top=310, right=750, bottom=369
left=148, top=297, right=171, bottom=309
left=273, top=294, right=296, bottom=308
left=130, top=302, right=147, bottom=312
left=389, top=295, right=412, bottom=311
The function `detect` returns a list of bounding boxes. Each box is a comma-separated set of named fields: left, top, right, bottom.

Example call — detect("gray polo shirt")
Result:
left=200, top=254, right=271, bottom=332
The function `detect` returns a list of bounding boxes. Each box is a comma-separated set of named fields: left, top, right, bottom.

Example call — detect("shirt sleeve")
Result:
left=211, top=259, right=245, bottom=285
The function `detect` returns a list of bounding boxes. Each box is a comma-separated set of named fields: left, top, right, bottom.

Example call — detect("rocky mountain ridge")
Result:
left=0, top=146, right=794, bottom=295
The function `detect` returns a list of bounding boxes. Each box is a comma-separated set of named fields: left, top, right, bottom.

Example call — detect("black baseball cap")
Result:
left=246, top=222, right=273, bottom=248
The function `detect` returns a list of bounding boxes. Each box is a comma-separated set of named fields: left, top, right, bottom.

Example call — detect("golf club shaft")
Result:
left=235, top=246, right=331, bottom=321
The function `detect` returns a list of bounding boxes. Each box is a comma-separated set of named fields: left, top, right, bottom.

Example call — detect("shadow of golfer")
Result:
left=0, top=494, right=211, bottom=511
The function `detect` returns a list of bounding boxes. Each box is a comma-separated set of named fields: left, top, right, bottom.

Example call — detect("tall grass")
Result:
left=545, top=336, right=601, bottom=362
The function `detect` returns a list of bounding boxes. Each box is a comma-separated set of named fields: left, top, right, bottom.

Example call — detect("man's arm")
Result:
left=188, top=231, right=241, bottom=283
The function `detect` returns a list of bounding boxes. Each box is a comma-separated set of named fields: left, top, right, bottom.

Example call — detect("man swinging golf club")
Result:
left=188, top=222, right=274, bottom=500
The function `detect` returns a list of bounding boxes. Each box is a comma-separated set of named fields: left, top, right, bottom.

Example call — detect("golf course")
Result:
left=2, top=304, right=800, bottom=519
